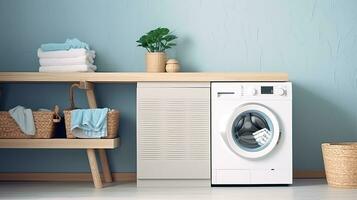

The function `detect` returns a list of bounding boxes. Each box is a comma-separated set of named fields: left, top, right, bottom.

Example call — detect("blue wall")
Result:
left=0, top=0, right=357, bottom=172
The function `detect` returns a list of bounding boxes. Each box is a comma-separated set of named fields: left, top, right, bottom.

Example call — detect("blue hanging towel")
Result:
left=71, top=108, right=108, bottom=138
left=41, top=38, right=90, bottom=52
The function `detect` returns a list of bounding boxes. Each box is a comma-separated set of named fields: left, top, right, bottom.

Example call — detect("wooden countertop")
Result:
left=0, top=72, right=288, bottom=82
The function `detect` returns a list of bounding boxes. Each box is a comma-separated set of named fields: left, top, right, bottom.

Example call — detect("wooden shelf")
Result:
left=0, top=138, right=119, bottom=149
left=0, top=72, right=288, bottom=83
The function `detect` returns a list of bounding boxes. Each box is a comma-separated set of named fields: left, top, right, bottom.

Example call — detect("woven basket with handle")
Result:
left=322, top=142, right=357, bottom=188
left=63, top=83, right=119, bottom=139
left=0, top=106, right=61, bottom=138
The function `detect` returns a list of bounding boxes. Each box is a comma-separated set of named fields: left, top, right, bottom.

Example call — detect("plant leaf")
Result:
left=163, top=34, right=177, bottom=42
left=137, top=27, right=178, bottom=52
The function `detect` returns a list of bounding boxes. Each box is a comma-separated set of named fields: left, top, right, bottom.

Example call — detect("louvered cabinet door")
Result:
left=137, top=82, right=210, bottom=180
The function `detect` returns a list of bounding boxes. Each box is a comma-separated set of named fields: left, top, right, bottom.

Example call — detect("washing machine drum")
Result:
left=225, top=104, right=280, bottom=158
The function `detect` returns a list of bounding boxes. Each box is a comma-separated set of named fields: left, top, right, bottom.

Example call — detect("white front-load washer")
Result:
left=211, top=82, right=292, bottom=185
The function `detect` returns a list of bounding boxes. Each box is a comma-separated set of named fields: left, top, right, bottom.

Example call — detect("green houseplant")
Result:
left=136, top=27, right=177, bottom=72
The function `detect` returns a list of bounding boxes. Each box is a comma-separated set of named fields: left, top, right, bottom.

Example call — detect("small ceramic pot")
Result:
left=165, top=59, right=180, bottom=73
left=146, top=52, right=167, bottom=72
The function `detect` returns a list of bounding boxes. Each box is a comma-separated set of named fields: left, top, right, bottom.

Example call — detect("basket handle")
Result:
left=69, top=83, right=80, bottom=110
left=53, top=105, right=61, bottom=123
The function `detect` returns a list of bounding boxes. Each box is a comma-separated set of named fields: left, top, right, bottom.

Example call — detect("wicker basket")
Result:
left=63, top=110, right=119, bottom=139
left=0, top=109, right=60, bottom=139
left=322, top=143, right=357, bottom=188
left=63, top=83, right=119, bottom=139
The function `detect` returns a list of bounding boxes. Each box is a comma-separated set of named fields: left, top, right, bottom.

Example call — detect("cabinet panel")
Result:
left=137, top=82, right=210, bottom=179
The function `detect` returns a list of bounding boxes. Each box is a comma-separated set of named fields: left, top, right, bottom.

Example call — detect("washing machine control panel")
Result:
left=214, top=82, right=291, bottom=100
left=242, top=84, right=288, bottom=97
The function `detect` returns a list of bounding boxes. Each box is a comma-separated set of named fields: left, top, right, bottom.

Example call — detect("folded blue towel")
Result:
left=41, top=38, right=90, bottom=52
left=71, top=108, right=108, bottom=138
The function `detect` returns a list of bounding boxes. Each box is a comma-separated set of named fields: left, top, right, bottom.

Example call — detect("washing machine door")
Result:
left=224, top=104, right=280, bottom=159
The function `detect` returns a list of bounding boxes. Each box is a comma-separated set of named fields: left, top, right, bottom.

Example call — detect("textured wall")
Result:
left=0, top=0, right=357, bottom=172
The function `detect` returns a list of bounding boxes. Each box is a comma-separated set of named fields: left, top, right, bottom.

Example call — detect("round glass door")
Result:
left=225, top=104, right=280, bottom=158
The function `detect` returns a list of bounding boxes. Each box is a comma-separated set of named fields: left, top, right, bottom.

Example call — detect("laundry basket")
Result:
left=322, top=143, right=357, bottom=188
left=63, top=83, right=119, bottom=139
left=63, top=110, right=119, bottom=139
left=0, top=106, right=61, bottom=139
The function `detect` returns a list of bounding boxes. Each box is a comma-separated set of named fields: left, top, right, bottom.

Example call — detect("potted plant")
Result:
left=136, top=27, right=177, bottom=72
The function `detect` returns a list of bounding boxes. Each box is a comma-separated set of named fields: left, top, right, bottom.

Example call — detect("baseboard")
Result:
left=0, top=171, right=325, bottom=182
left=137, top=179, right=211, bottom=187
left=0, top=172, right=136, bottom=182
left=293, top=171, right=325, bottom=179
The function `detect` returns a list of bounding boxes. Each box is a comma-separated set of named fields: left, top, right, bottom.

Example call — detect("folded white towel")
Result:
left=37, top=48, right=95, bottom=59
left=39, top=64, right=97, bottom=72
left=253, top=128, right=272, bottom=146
left=39, top=56, right=94, bottom=66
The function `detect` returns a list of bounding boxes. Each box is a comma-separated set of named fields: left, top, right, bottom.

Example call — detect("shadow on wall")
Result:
left=95, top=83, right=137, bottom=171
left=293, top=83, right=356, bottom=170
left=0, top=85, right=6, bottom=110
left=174, top=36, right=199, bottom=72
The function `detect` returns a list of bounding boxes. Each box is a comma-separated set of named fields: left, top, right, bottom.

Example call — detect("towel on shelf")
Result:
left=38, top=39, right=97, bottom=73
left=9, top=106, right=36, bottom=136
left=41, top=38, right=90, bottom=52
left=71, top=108, right=109, bottom=138
left=37, top=48, right=95, bottom=59
left=39, top=64, right=97, bottom=72
left=39, top=56, right=94, bottom=66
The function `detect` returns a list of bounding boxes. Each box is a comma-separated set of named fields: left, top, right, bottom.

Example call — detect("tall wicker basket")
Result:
left=322, top=143, right=357, bottom=188
left=63, top=83, right=119, bottom=139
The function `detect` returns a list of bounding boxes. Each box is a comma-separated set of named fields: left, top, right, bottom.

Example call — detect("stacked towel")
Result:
left=38, top=39, right=97, bottom=72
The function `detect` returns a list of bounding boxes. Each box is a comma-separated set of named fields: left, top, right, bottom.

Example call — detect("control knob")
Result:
left=249, top=88, right=257, bottom=96
left=276, top=88, right=285, bottom=96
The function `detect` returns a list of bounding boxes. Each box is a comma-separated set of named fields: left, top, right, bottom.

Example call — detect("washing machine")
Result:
left=211, top=82, right=292, bottom=185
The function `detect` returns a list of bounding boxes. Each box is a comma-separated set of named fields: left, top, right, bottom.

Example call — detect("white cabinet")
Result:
left=137, top=82, right=210, bottom=183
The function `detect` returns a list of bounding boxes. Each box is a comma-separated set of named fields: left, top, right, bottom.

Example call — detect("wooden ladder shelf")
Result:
left=0, top=81, right=119, bottom=189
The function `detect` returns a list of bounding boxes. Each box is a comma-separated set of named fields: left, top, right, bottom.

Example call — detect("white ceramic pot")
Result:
left=165, top=59, right=180, bottom=73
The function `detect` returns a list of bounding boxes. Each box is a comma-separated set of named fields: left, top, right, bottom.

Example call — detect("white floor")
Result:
left=0, top=179, right=356, bottom=200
